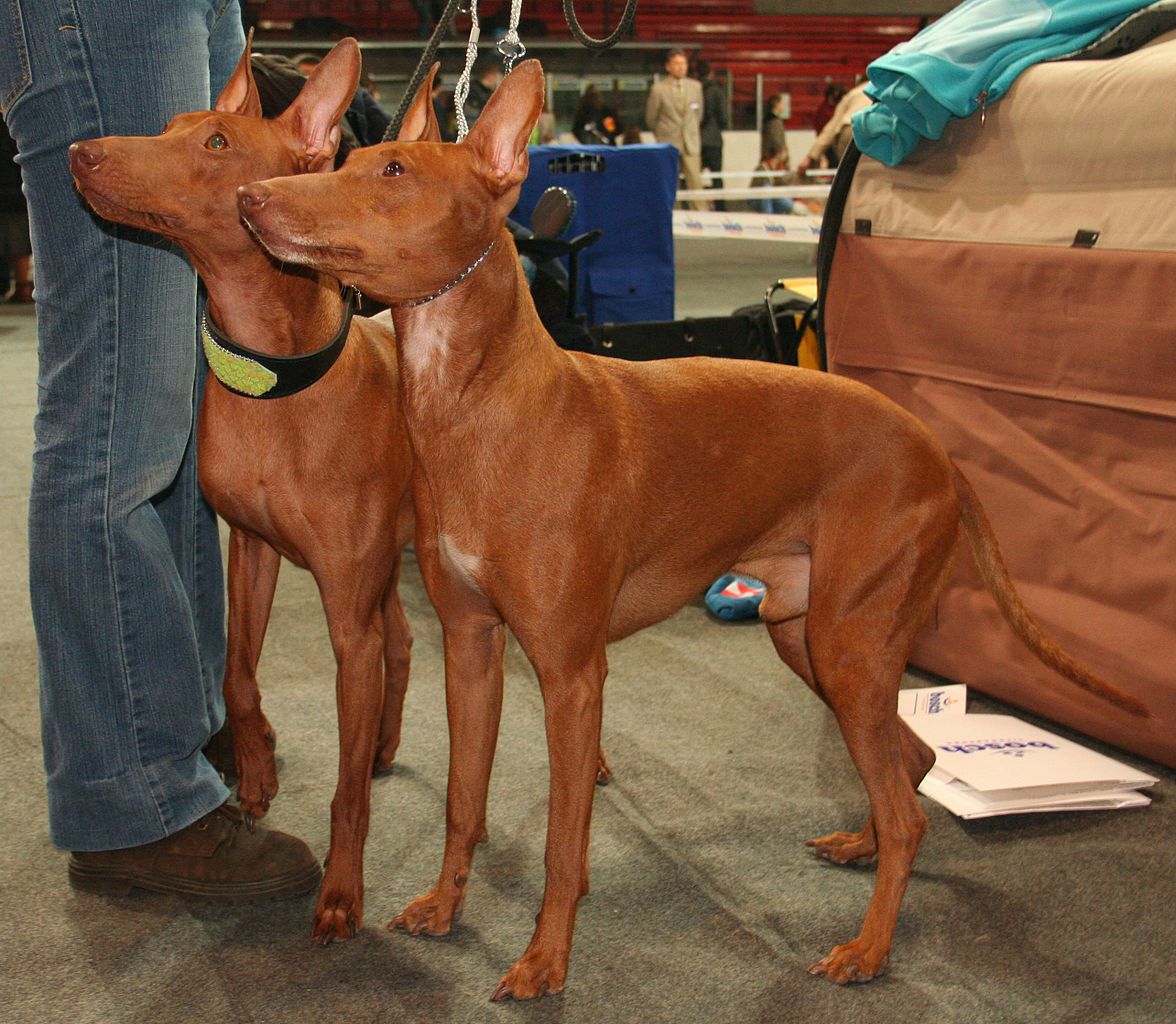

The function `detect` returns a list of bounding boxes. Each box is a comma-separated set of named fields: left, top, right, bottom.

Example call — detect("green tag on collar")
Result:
left=201, top=318, right=279, bottom=397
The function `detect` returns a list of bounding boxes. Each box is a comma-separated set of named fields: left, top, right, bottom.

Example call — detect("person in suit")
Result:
left=644, top=49, right=707, bottom=211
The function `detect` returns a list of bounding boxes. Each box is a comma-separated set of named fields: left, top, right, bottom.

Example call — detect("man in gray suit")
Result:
left=645, top=49, right=707, bottom=210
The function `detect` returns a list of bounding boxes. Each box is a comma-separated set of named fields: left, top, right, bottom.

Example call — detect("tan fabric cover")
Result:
left=824, top=33, right=1176, bottom=768
left=844, top=30, right=1176, bottom=253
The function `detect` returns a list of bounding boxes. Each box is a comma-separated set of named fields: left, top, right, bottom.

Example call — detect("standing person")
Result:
left=411, top=0, right=447, bottom=40
left=0, top=1, right=319, bottom=896
left=294, top=53, right=390, bottom=146
left=797, top=81, right=871, bottom=175
left=644, top=48, right=706, bottom=211
left=753, top=93, right=795, bottom=215
left=696, top=59, right=728, bottom=211
left=0, top=120, right=32, bottom=302
left=812, top=82, right=846, bottom=135
left=572, top=84, right=622, bottom=146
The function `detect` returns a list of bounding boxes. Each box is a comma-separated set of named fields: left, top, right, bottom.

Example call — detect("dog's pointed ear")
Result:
left=278, top=36, right=361, bottom=173
left=397, top=63, right=441, bottom=142
left=214, top=28, right=262, bottom=118
left=464, top=61, right=544, bottom=197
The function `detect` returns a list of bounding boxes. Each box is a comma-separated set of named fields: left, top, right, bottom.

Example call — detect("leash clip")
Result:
left=497, top=0, right=526, bottom=74
left=497, top=34, right=526, bottom=73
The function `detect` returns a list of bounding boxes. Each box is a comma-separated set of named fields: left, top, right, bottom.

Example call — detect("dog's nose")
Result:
left=237, top=183, right=271, bottom=212
left=69, top=140, right=106, bottom=174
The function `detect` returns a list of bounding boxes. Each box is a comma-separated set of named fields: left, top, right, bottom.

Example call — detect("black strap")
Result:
left=814, top=141, right=863, bottom=372
left=202, top=287, right=357, bottom=400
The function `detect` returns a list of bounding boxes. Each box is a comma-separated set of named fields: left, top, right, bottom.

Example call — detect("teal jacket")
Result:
left=852, top=0, right=1163, bottom=166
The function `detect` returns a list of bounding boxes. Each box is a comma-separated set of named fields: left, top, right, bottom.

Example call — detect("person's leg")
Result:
left=411, top=0, right=433, bottom=39
left=701, top=144, right=724, bottom=211
left=8, top=253, right=33, bottom=301
left=680, top=150, right=707, bottom=212
left=3, top=0, right=241, bottom=851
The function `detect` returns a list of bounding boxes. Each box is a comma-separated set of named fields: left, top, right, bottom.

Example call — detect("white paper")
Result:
left=918, top=767, right=1152, bottom=819
left=893, top=687, right=1157, bottom=818
left=897, top=684, right=967, bottom=717
left=906, top=714, right=1158, bottom=794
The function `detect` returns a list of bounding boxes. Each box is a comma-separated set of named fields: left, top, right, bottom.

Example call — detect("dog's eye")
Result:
left=383, top=160, right=404, bottom=177
left=205, top=133, right=229, bottom=151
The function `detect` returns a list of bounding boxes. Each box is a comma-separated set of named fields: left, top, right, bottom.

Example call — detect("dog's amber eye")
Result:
left=205, top=133, right=228, bottom=151
left=383, top=160, right=404, bottom=177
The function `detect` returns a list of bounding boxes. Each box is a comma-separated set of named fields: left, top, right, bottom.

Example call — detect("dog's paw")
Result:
left=235, top=722, right=279, bottom=820
left=312, top=891, right=363, bottom=945
left=807, top=941, right=887, bottom=984
left=490, top=949, right=568, bottom=1002
left=595, top=746, right=612, bottom=786
left=805, top=828, right=877, bottom=865
left=388, top=889, right=461, bottom=937
left=235, top=763, right=279, bottom=822
left=373, top=734, right=400, bottom=776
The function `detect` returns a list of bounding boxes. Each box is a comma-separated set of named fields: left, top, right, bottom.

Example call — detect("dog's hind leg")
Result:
left=224, top=528, right=282, bottom=822
left=797, top=514, right=956, bottom=983
left=758, top=544, right=937, bottom=871
left=803, top=719, right=934, bottom=866
left=765, top=611, right=883, bottom=865
left=804, top=665, right=925, bottom=983
left=374, top=555, right=413, bottom=773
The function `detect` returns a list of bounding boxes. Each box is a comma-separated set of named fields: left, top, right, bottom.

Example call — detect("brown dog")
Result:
left=69, top=39, right=415, bottom=942
left=236, top=60, right=1148, bottom=998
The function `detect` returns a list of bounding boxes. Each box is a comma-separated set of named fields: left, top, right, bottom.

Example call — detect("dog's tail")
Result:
left=952, top=462, right=1149, bottom=718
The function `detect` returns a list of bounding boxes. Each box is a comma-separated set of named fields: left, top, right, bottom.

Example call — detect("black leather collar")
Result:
left=200, top=287, right=358, bottom=399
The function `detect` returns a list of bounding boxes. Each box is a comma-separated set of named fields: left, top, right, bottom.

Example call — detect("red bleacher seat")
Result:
left=253, top=1, right=920, bottom=126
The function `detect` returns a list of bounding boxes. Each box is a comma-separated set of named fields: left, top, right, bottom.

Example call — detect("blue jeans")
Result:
left=753, top=196, right=795, bottom=215
left=1, top=1, right=242, bottom=850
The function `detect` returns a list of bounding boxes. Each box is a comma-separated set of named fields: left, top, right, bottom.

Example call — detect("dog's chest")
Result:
left=400, top=330, right=454, bottom=394
left=438, top=531, right=487, bottom=592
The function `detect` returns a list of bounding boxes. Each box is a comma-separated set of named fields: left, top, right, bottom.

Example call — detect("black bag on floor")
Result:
left=731, top=284, right=818, bottom=368
left=585, top=284, right=818, bottom=366
left=587, top=315, right=768, bottom=362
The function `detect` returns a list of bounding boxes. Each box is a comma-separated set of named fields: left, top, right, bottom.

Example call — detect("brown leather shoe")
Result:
left=68, top=802, right=321, bottom=903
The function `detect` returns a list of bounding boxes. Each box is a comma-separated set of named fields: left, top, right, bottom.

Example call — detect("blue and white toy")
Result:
left=705, top=574, right=767, bottom=621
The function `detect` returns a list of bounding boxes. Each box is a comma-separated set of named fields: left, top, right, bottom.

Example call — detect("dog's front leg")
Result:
left=312, top=584, right=386, bottom=943
left=223, top=527, right=282, bottom=822
left=491, top=647, right=608, bottom=1001
left=390, top=617, right=506, bottom=936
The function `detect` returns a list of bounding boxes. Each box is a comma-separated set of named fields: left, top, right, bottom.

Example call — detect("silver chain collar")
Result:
left=391, top=239, right=497, bottom=309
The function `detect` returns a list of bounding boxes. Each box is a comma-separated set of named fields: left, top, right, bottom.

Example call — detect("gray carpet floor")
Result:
left=2, top=239, right=1174, bottom=1024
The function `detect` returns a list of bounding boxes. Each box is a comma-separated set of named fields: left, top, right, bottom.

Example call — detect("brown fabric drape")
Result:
left=823, top=32, right=1176, bottom=768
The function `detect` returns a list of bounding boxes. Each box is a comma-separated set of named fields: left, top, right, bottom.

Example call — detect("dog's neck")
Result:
left=189, top=240, right=345, bottom=358
left=389, top=226, right=562, bottom=440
